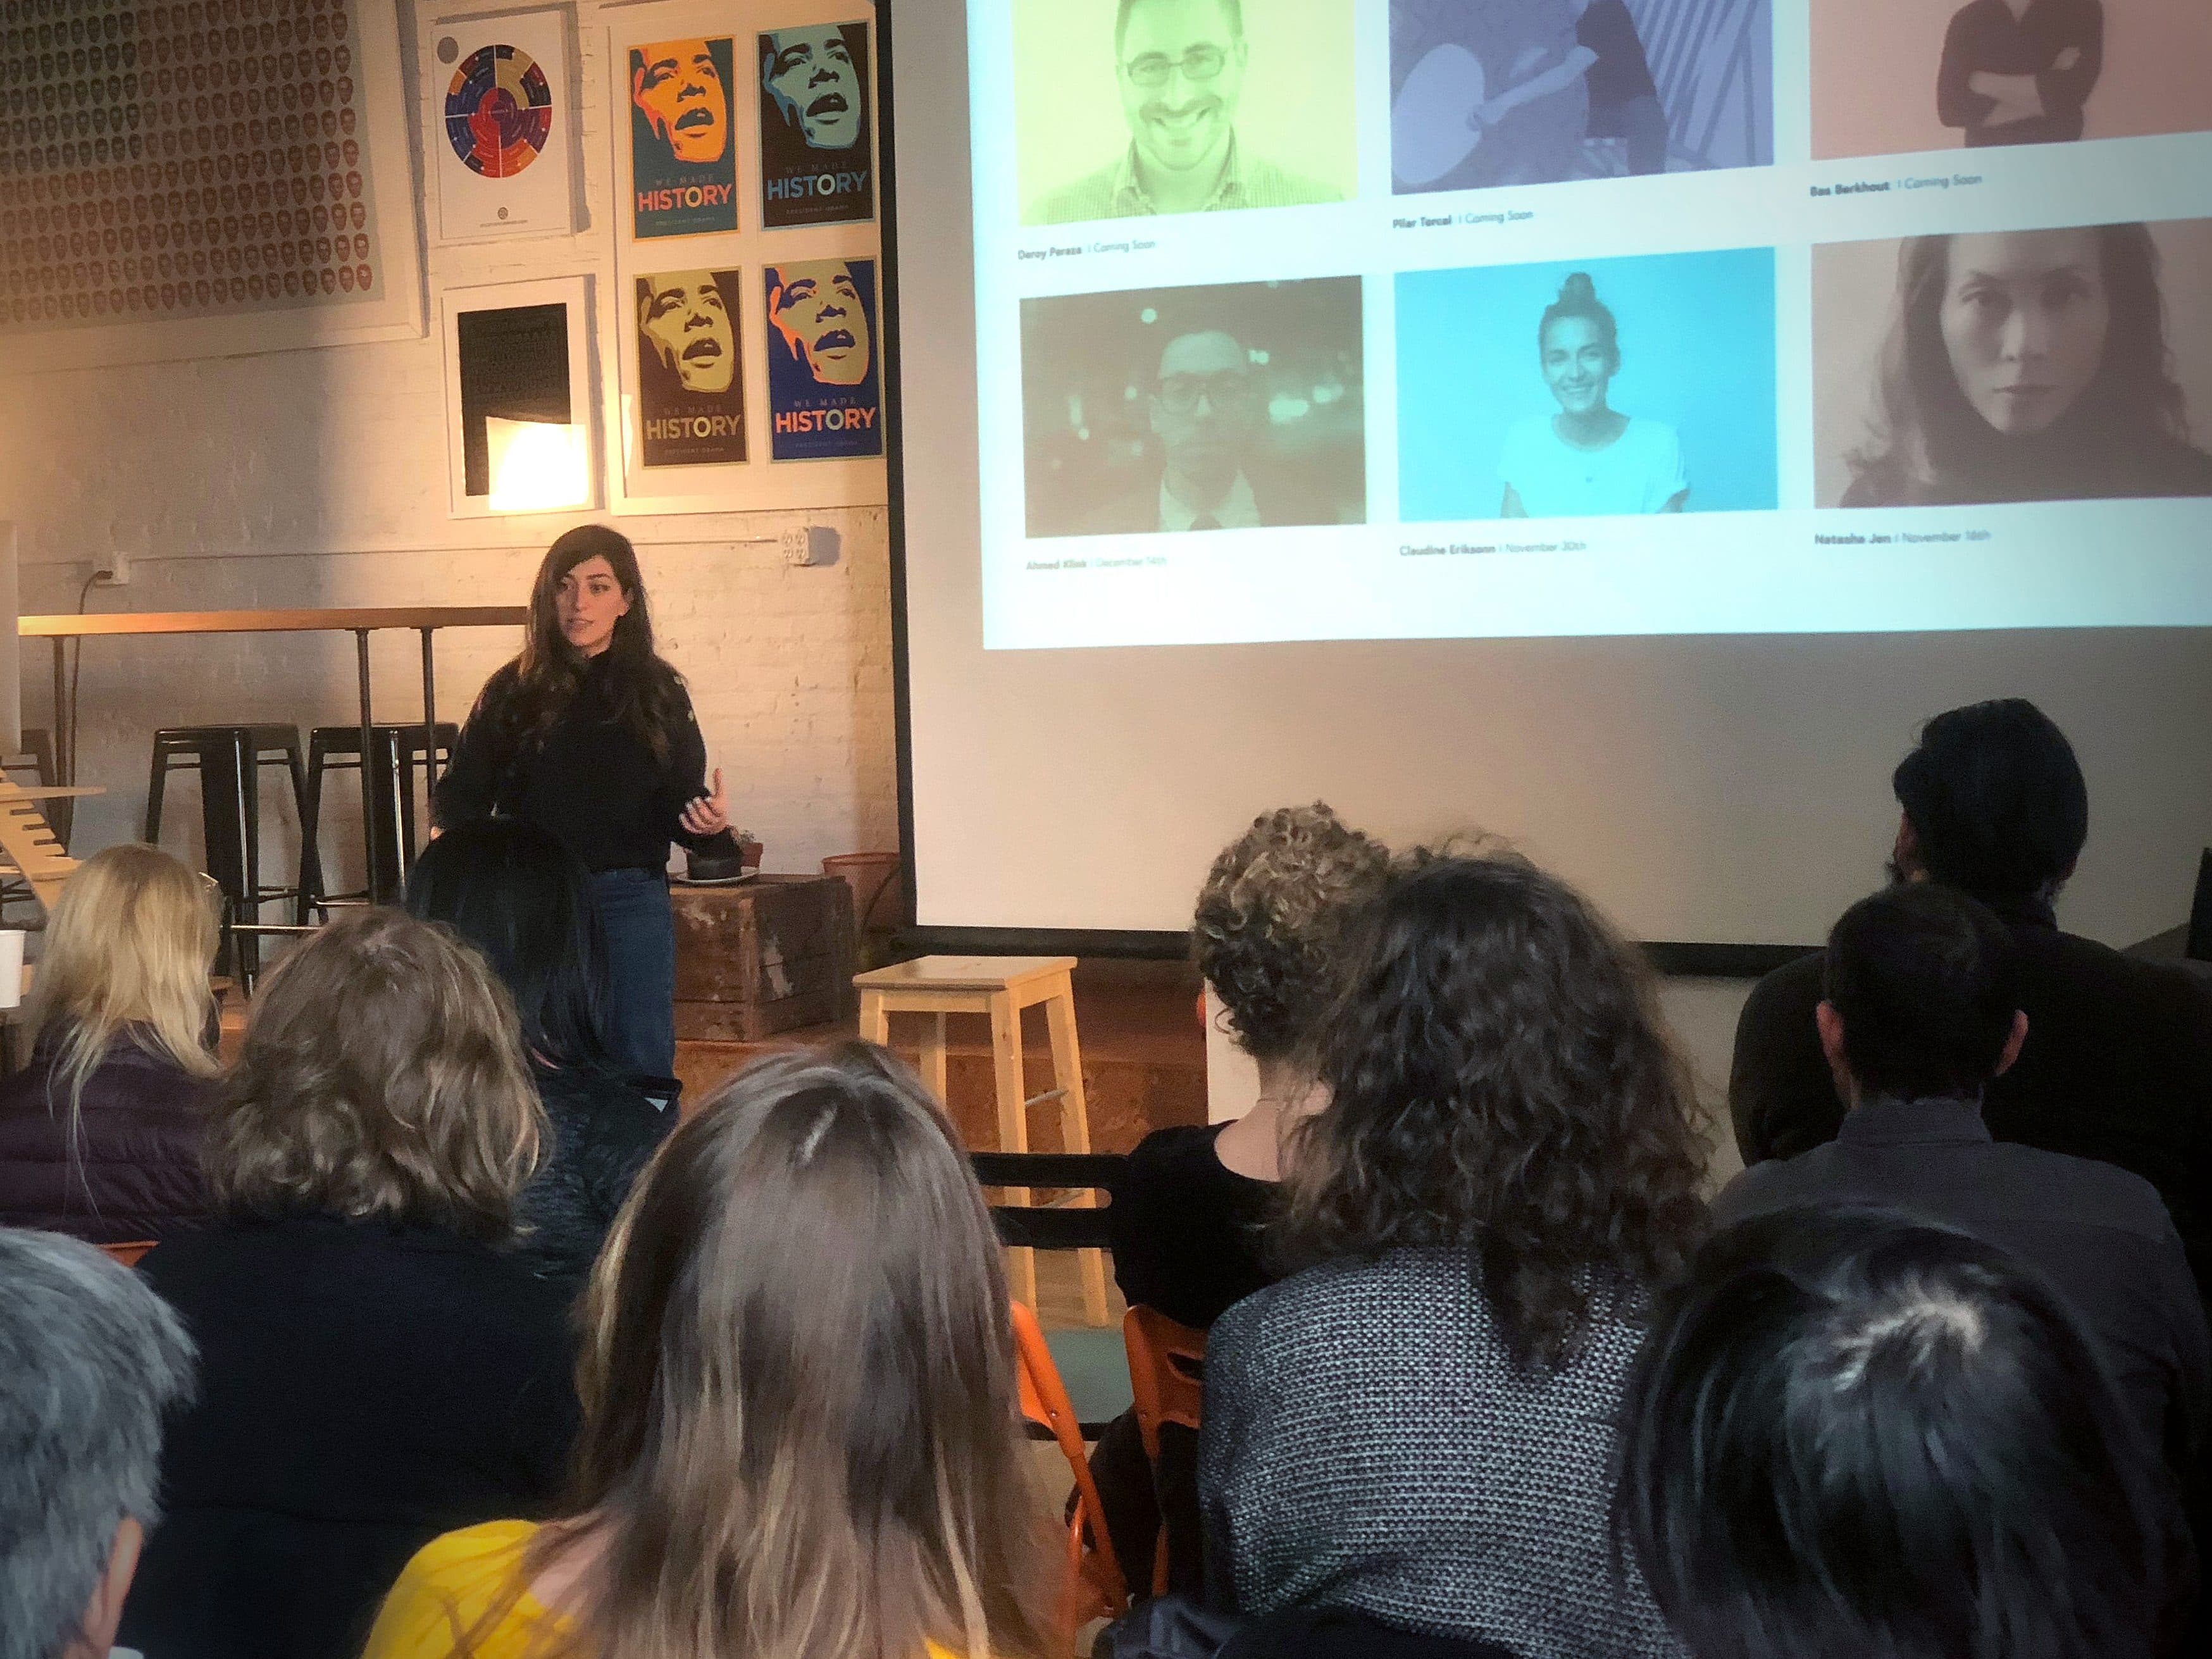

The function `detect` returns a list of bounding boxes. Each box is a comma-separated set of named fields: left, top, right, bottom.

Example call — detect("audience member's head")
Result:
left=524, top=1042, right=1049, bottom=1658
left=1891, top=699, right=2088, bottom=905
left=0, top=1228, right=196, bottom=1659
left=1283, top=849, right=1707, bottom=1367
left=404, top=819, right=617, bottom=1074
left=1193, top=802, right=1389, bottom=1070
left=1818, top=883, right=2026, bottom=1107
left=1617, top=1207, right=2170, bottom=1659
left=202, top=909, right=543, bottom=1243
left=26, top=842, right=219, bottom=1121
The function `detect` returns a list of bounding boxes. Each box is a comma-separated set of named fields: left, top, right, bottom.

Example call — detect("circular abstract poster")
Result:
left=445, top=44, right=554, bottom=178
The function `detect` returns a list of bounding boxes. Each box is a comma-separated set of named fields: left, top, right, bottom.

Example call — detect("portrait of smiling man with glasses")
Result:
left=1031, top=0, right=1343, bottom=224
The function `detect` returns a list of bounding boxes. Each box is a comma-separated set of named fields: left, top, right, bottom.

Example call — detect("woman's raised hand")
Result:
left=680, top=768, right=730, bottom=837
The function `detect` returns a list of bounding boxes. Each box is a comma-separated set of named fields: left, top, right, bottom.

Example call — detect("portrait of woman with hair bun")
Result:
left=1500, top=271, right=1689, bottom=517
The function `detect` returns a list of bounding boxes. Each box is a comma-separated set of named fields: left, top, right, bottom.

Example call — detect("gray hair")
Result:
left=0, top=1230, right=196, bottom=1659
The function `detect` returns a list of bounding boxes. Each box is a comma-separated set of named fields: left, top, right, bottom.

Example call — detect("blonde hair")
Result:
left=477, top=1041, right=1053, bottom=1659
left=203, top=909, right=542, bottom=1241
left=26, top=843, right=220, bottom=1135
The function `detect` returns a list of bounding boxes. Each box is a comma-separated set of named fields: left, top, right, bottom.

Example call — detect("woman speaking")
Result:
left=435, top=526, right=735, bottom=1081
left=1500, top=271, right=1688, bottom=518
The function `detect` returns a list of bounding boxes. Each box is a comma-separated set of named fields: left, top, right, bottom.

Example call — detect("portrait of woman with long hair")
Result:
left=1838, top=221, right=2212, bottom=507
left=361, top=1043, right=1054, bottom=1659
left=1501, top=271, right=1689, bottom=517
left=434, top=525, right=737, bottom=1081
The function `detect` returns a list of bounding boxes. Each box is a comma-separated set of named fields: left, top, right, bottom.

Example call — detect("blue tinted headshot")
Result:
left=1397, top=246, right=1778, bottom=522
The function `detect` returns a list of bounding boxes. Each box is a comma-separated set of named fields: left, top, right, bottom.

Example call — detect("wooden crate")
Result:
left=671, top=874, right=856, bottom=1041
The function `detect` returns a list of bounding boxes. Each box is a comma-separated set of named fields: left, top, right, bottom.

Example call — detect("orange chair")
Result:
left=1122, top=1305, right=1208, bottom=1594
left=1012, top=1298, right=1128, bottom=1646
left=100, top=1240, right=158, bottom=1268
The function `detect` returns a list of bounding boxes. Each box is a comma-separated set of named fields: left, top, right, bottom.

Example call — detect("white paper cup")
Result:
left=0, top=929, right=25, bottom=1010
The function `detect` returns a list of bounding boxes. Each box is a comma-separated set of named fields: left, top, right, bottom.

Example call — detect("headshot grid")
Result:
left=1389, top=0, right=1772, bottom=195
left=634, top=271, right=747, bottom=469
left=1014, top=0, right=1357, bottom=227
left=1019, top=277, right=1367, bottom=538
left=1395, top=248, right=1779, bottom=523
left=1811, top=0, right=2212, bottom=159
left=1813, top=218, right=2212, bottom=508
left=757, top=21, right=876, bottom=228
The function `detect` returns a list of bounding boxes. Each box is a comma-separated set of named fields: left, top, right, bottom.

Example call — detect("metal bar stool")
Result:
left=145, top=724, right=311, bottom=985
left=299, top=723, right=458, bottom=912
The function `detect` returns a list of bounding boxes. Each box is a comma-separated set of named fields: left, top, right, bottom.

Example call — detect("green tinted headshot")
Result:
left=1019, top=0, right=1357, bottom=225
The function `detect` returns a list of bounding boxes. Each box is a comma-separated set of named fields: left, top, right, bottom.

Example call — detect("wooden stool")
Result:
left=854, top=955, right=1109, bottom=1322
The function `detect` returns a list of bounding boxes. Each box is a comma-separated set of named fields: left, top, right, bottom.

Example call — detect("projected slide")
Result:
left=965, top=0, right=2212, bottom=649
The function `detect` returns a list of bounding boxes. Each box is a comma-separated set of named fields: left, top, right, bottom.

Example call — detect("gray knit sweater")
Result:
left=1196, top=1247, right=1683, bottom=1659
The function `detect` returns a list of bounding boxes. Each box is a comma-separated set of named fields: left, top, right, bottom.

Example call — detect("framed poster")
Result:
left=763, top=257, right=881, bottom=461
left=426, top=9, right=579, bottom=243
left=623, top=34, right=742, bottom=239
left=440, top=277, right=599, bottom=519
left=634, top=268, right=750, bottom=467
left=758, top=20, right=875, bottom=228
left=0, top=0, right=426, bottom=373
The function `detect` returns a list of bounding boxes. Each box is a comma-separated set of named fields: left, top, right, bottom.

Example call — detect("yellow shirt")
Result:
left=361, top=1521, right=561, bottom=1659
left=363, top=1520, right=968, bottom=1659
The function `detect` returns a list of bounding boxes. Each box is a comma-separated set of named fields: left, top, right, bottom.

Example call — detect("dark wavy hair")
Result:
left=1279, top=848, right=1708, bottom=1369
left=497, top=525, right=691, bottom=765
left=1849, top=223, right=2189, bottom=502
left=1191, top=803, right=1390, bottom=1064
left=403, top=817, right=618, bottom=1077
left=1616, top=1208, right=2173, bottom=1659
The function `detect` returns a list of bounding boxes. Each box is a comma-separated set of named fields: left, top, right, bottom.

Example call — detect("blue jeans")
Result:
left=589, top=867, right=676, bottom=1081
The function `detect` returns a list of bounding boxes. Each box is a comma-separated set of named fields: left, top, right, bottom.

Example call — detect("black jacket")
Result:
left=120, top=1214, right=578, bottom=1659
left=433, top=654, right=736, bottom=873
left=0, top=1033, right=214, bottom=1243
left=1730, top=895, right=2212, bottom=1300
left=1716, top=1096, right=2211, bottom=1477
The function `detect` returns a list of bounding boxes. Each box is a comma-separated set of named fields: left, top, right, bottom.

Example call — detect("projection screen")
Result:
left=885, top=0, right=2212, bottom=954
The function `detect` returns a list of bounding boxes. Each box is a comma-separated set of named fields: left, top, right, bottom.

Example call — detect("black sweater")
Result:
left=120, top=1214, right=578, bottom=1659
left=433, top=654, right=736, bottom=873
left=1937, top=0, right=2101, bottom=147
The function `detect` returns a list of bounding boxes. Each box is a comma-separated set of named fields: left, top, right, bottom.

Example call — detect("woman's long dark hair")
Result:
left=502, top=525, right=690, bottom=764
left=1279, top=848, right=1708, bottom=1370
left=403, top=817, right=619, bottom=1076
left=1850, top=223, right=2190, bottom=500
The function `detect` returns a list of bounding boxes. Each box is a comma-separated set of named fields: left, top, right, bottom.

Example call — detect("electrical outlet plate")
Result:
left=780, top=527, right=811, bottom=565
left=96, top=551, right=130, bottom=585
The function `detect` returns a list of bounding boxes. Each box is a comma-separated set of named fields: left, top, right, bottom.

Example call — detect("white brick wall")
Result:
left=0, top=2, right=898, bottom=893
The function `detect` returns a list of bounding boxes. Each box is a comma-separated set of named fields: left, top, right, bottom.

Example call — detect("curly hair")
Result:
left=1192, top=804, right=1391, bottom=1064
left=1279, top=848, right=1708, bottom=1369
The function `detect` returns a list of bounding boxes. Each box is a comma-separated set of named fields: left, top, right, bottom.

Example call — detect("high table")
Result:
left=23, top=607, right=527, bottom=903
